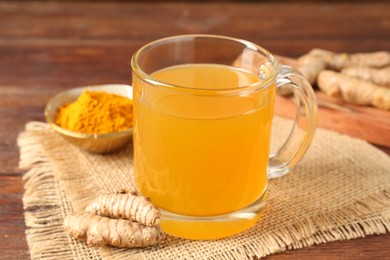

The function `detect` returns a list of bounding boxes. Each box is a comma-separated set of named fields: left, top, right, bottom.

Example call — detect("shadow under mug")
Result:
left=131, top=35, right=317, bottom=240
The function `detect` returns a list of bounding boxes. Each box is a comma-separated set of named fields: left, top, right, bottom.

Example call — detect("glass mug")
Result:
left=131, top=35, right=317, bottom=240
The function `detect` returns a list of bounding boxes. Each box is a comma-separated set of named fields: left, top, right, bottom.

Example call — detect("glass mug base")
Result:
left=158, top=190, right=267, bottom=240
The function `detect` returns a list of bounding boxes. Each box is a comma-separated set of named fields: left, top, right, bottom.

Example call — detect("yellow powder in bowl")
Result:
left=56, top=90, right=133, bottom=134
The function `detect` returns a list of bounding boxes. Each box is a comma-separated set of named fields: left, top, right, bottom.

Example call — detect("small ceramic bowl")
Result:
left=45, top=84, right=133, bottom=154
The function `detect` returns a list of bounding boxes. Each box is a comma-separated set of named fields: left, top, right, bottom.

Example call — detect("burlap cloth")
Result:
left=18, top=117, right=390, bottom=259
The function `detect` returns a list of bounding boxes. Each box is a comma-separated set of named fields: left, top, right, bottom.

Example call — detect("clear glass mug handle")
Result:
left=268, top=65, right=318, bottom=179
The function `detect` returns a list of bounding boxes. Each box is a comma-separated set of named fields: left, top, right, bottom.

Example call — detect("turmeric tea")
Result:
left=56, top=90, right=133, bottom=134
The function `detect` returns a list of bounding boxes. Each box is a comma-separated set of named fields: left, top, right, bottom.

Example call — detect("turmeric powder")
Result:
left=56, top=90, right=133, bottom=134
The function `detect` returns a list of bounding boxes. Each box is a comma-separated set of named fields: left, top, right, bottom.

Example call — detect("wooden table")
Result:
left=1, top=1, right=389, bottom=259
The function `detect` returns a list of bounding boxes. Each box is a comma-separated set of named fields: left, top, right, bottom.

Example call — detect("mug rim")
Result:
left=131, top=34, right=279, bottom=95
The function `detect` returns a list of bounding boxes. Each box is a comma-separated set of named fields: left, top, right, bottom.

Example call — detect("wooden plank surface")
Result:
left=0, top=1, right=389, bottom=259
left=275, top=93, right=390, bottom=147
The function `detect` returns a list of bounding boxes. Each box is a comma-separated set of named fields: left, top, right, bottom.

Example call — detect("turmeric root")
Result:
left=297, top=54, right=327, bottom=85
left=86, top=191, right=160, bottom=227
left=296, top=49, right=390, bottom=85
left=305, top=49, right=390, bottom=70
left=64, top=214, right=165, bottom=248
left=318, top=70, right=390, bottom=110
left=341, top=66, right=390, bottom=87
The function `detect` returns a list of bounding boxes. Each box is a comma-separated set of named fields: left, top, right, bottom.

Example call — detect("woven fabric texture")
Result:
left=18, top=117, right=390, bottom=259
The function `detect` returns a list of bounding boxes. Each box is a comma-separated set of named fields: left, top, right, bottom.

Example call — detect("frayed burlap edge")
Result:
left=18, top=122, right=102, bottom=260
left=206, top=204, right=390, bottom=260
left=100, top=189, right=390, bottom=260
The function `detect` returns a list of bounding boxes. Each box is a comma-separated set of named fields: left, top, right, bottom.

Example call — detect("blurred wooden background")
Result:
left=0, top=0, right=389, bottom=259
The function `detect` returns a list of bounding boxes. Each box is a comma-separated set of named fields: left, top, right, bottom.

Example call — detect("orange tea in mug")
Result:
left=131, top=35, right=317, bottom=240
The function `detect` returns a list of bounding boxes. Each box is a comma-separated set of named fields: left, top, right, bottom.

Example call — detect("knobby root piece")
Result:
left=297, top=54, right=327, bottom=85
left=305, top=49, right=390, bottom=70
left=64, top=214, right=165, bottom=248
left=317, top=70, right=390, bottom=110
left=341, top=66, right=390, bottom=87
left=86, top=191, right=160, bottom=226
